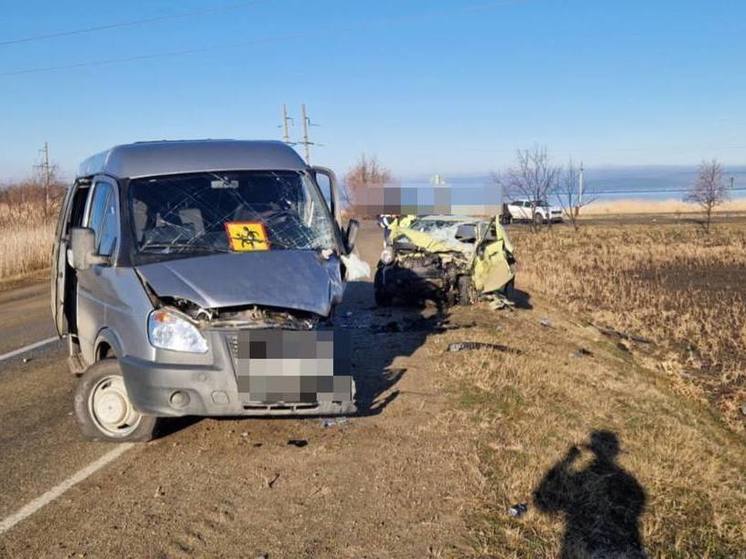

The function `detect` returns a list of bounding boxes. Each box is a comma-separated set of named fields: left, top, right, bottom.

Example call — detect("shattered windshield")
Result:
left=127, top=171, right=335, bottom=261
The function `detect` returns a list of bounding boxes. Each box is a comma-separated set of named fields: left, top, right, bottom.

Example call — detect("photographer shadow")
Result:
left=533, top=430, right=647, bottom=558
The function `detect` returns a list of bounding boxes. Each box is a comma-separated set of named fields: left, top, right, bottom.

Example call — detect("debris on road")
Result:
left=447, top=341, right=520, bottom=354
left=320, top=417, right=349, bottom=428
left=266, top=473, right=280, bottom=489
left=508, top=503, right=528, bottom=517
left=287, top=439, right=308, bottom=448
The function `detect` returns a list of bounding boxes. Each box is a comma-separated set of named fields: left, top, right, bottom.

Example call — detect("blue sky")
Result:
left=1, top=0, right=745, bottom=181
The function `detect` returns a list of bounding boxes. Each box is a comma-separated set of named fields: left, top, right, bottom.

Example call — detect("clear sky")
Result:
left=1, top=0, right=745, bottom=181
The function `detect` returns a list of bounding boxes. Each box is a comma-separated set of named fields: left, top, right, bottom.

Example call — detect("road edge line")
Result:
left=0, top=337, right=59, bottom=363
left=0, top=443, right=134, bottom=535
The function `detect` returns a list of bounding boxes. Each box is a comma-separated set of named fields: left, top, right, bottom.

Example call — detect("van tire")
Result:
left=74, top=359, right=157, bottom=443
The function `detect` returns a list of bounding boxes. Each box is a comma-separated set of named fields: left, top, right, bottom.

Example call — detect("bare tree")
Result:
left=686, top=159, right=729, bottom=233
left=345, top=154, right=393, bottom=217
left=554, top=159, right=595, bottom=231
left=497, top=145, right=561, bottom=230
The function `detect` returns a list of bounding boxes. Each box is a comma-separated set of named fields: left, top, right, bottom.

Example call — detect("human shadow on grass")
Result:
left=533, top=430, right=647, bottom=559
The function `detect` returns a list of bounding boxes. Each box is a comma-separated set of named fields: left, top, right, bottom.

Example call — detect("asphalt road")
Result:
left=0, top=223, right=474, bottom=558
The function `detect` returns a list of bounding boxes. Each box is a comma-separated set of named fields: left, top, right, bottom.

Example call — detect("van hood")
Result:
left=135, top=251, right=344, bottom=317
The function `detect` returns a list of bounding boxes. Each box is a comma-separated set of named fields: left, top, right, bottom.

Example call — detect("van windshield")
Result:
left=127, top=170, right=336, bottom=262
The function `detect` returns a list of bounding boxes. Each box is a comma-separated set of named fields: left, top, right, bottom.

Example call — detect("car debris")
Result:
left=447, top=341, right=520, bottom=354
left=374, top=215, right=516, bottom=307
left=319, top=416, right=349, bottom=428
left=508, top=503, right=529, bottom=517
left=590, top=323, right=653, bottom=344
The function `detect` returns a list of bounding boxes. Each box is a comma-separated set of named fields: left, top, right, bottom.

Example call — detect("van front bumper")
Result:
left=119, top=330, right=356, bottom=417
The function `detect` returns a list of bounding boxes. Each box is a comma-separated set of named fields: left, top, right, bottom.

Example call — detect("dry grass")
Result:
left=432, top=299, right=745, bottom=557
left=513, top=222, right=746, bottom=433
left=0, top=201, right=55, bottom=282
left=581, top=198, right=746, bottom=216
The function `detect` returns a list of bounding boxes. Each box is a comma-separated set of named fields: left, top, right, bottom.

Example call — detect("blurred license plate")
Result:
left=232, top=329, right=351, bottom=403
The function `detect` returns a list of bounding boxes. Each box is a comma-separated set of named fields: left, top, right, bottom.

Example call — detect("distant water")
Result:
left=394, top=165, right=746, bottom=204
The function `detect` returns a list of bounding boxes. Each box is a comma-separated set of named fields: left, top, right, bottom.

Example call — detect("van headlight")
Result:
left=148, top=309, right=208, bottom=353
left=380, top=246, right=395, bottom=265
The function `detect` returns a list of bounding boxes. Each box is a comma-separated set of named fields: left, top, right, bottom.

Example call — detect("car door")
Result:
left=51, top=184, right=75, bottom=336
left=76, top=178, right=122, bottom=364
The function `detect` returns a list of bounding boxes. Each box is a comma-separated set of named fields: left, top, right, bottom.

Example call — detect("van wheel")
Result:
left=74, top=359, right=156, bottom=443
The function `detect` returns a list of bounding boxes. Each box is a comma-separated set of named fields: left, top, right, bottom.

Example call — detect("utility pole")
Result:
left=730, top=176, right=735, bottom=191
left=35, top=142, right=52, bottom=217
left=577, top=161, right=584, bottom=217
left=301, top=104, right=311, bottom=163
left=297, top=103, right=321, bottom=164
left=280, top=104, right=294, bottom=145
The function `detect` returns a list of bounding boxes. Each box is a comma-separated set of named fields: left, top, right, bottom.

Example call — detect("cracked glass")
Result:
left=127, top=170, right=335, bottom=263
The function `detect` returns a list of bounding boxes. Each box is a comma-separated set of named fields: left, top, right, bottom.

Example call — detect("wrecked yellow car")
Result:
left=374, top=215, right=516, bottom=306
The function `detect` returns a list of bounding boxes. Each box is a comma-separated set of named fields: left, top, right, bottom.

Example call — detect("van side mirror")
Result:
left=70, top=227, right=110, bottom=270
left=345, top=219, right=360, bottom=253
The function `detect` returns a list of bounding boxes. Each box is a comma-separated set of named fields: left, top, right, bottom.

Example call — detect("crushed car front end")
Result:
left=374, top=215, right=516, bottom=306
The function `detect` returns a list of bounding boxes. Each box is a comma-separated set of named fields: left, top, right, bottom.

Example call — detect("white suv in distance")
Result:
left=502, top=199, right=563, bottom=224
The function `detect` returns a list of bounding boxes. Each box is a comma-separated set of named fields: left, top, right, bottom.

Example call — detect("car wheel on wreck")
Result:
left=374, top=268, right=393, bottom=306
left=74, top=359, right=157, bottom=443
left=457, top=275, right=476, bottom=306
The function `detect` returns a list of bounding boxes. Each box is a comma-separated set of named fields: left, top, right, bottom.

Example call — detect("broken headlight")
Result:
left=380, top=246, right=396, bottom=265
left=148, top=309, right=208, bottom=353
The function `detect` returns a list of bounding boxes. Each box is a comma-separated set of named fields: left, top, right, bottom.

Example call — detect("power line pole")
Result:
left=297, top=103, right=322, bottom=164
left=578, top=161, right=585, bottom=210
left=280, top=104, right=293, bottom=145
left=35, top=142, right=52, bottom=217
left=301, top=103, right=311, bottom=162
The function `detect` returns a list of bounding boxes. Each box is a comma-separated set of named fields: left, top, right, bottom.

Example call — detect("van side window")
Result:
left=88, top=182, right=118, bottom=257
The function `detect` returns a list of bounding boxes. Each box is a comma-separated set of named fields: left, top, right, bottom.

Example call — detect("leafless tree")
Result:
left=554, top=159, right=595, bottom=231
left=344, top=154, right=393, bottom=217
left=686, top=159, right=729, bottom=233
left=496, top=145, right=561, bottom=230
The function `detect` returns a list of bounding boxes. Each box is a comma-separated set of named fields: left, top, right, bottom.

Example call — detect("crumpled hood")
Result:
left=136, top=251, right=344, bottom=317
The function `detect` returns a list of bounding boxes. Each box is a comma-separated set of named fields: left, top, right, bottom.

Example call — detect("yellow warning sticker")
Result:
left=224, top=222, right=270, bottom=252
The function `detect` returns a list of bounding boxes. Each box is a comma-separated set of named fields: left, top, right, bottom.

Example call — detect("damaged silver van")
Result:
left=51, top=140, right=362, bottom=442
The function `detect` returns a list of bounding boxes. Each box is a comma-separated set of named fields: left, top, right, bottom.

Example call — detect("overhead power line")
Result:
left=0, top=0, right=523, bottom=77
left=0, top=0, right=265, bottom=47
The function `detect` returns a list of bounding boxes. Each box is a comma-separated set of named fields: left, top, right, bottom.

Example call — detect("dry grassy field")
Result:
left=0, top=200, right=56, bottom=282
left=427, top=218, right=746, bottom=555
left=512, top=221, right=746, bottom=433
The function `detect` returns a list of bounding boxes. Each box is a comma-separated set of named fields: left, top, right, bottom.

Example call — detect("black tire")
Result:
left=374, top=268, right=393, bottom=306
left=74, top=359, right=157, bottom=443
left=457, top=275, right=475, bottom=306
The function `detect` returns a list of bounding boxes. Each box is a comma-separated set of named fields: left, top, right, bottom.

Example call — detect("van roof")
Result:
left=77, top=139, right=307, bottom=179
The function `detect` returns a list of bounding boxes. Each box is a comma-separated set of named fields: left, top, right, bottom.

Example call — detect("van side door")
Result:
left=76, top=178, right=121, bottom=364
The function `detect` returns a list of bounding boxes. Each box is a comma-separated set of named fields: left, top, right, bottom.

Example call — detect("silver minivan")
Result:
left=51, top=140, right=360, bottom=442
